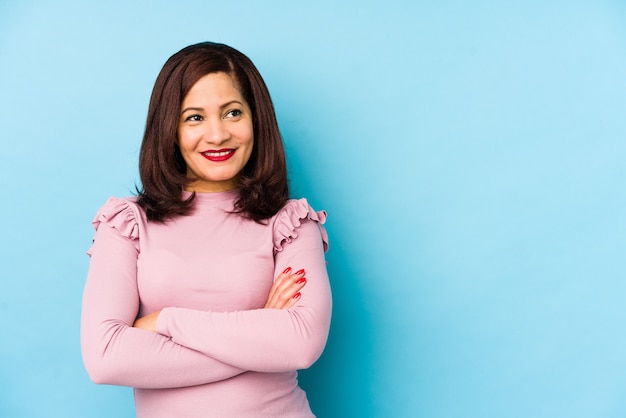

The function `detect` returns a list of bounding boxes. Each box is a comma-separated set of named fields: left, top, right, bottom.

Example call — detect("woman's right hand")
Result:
left=264, top=267, right=307, bottom=309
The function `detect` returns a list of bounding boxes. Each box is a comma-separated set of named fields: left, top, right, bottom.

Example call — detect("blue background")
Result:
left=1, top=1, right=625, bottom=417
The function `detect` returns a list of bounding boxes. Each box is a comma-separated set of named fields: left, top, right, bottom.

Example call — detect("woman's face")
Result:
left=178, top=72, right=254, bottom=192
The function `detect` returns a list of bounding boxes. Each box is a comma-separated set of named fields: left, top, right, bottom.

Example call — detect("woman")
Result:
left=81, top=42, right=332, bottom=418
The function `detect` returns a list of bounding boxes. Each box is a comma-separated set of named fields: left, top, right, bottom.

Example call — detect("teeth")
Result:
left=203, top=150, right=232, bottom=157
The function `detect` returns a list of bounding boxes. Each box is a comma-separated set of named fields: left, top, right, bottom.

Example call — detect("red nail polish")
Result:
left=283, top=267, right=292, bottom=274
left=295, top=269, right=305, bottom=275
left=296, top=277, right=306, bottom=284
left=293, top=292, right=301, bottom=299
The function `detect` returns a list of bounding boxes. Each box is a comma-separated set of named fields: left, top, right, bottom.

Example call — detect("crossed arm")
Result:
left=80, top=220, right=331, bottom=389
left=133, top=267, right=306, bottom=332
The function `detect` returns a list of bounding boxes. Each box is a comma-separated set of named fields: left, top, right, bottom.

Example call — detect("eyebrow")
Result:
left=180, top=100, right=244, bottom=116
left=180, top=107, right=204, bottom=115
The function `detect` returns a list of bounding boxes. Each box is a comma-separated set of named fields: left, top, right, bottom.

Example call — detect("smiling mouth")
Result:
left=201, top=149, right=235, bottom=162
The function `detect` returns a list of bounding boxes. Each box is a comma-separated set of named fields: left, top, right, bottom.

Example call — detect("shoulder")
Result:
left=271, top=198, right=328, bottom=253
left=91, top=196, right=145, bottom=241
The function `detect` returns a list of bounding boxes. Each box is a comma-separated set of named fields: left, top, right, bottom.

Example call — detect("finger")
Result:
left=271, top=271, right=306, bottom=305
left=274, top=277, right=306, bottom=307
left=272, top=287, right=303, bottom=310
left=264, top=270, right=306, bottom=309
left=281, top=291, right=301, bottom=310
left=264, top=275, right=289, bottom=308
left=264, top=268, right=293, bottom=306
left=270, top=268, right=304, bottom=298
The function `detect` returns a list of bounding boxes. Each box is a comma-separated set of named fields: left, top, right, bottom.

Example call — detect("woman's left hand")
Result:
left=264, top=267, right=307, bottom=309
left=133, top=310, right=161, bottom=332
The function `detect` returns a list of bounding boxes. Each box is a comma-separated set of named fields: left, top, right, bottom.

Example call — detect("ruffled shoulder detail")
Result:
left=87, top=197, right=140, bottom=255
left=273, top=198, right=328, bottom=253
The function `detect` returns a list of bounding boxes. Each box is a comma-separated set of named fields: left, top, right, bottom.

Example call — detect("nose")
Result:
left=203, top=119, right=230, bottom=145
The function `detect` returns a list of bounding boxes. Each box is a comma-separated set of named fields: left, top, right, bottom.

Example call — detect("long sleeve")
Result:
left=155, top=201, right=332, bottom=373
left=80, top=198, right=245, bottom=389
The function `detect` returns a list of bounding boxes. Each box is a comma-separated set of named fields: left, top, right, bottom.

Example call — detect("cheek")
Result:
left=243, top=140, right=254, bottom=169
left=243, top=132, right=254, bottom=159
left=241, top=123, right=254, bottom=147
left=177, top=131, right=196, bottom=155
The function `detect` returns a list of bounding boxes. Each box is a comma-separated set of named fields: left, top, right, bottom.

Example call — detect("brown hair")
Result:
left=137, top=42, right=289, bottom=222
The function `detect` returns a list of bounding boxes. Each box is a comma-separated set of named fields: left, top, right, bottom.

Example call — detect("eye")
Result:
left=224, top=109, right=243, bottom=119
left=185, top=114, right=204, bottom=122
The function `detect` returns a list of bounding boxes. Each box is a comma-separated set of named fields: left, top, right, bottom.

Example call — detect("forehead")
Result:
left=183, top=72, right=244, bottom=104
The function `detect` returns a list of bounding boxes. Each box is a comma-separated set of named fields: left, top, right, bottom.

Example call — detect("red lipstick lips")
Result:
left=201, top=148, right=235, bottom=162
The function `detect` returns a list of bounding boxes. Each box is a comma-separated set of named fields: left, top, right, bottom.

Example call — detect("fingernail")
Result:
left=293, top=292, right=301, bottom=299
left=295, top=269, right=305, bottom=275
left=283, top=267, right=292, bottom=274
left=296, top=277, right=306, bottom=284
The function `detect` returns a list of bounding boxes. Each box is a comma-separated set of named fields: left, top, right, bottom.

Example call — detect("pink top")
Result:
left=80, top=191, right=331, bottom=418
